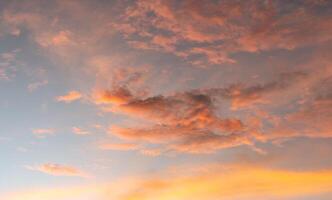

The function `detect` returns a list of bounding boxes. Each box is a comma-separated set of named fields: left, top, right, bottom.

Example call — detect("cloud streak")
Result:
left=25, top=163, right=90, bottom=178
left=56, top=91, right=82, bottom=103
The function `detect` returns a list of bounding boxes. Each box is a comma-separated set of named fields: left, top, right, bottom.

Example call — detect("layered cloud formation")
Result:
left=96, top=66, right=331, bottom=154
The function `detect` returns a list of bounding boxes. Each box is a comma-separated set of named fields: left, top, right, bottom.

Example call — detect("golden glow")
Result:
left=4, top=166, right=332, bottom=200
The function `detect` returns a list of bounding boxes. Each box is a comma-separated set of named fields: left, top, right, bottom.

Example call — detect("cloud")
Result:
left=32, top=129, right=54, bottom=137
left=109, top=125, right=196, bottom=143
left=38, top=30, right=74, bottom=47
left=27, top=80, right=48, bottom=92
left=94, top=85, right=251, bottom=154
left=0, top=50, right=20, bottom=81
left=3, top=0, right=332, bottom=71
left=33, top=29, right=76, bottom=49
left=170, top=132, right=251, bottom=154
left=95, top=71, right=311, bottom=154
left=56, top=91, right=82, bottom=103
left=208, top=71, right=308, bottom=110
left=113, top=89, right=244, bottom=133
left=2, top=0, right=332, bottom=180
left=113, top=0, right=332, bottom=65
left=25, top=163, right=89, bottom=178
left=267, top=77, right=332, bottom=140
left=72, top=127, right=89, bottom=135
left=94, top=87, right=134, bottom=105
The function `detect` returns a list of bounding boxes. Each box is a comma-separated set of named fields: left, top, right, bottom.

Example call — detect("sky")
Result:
left=0, top=0, right=332, bottom=199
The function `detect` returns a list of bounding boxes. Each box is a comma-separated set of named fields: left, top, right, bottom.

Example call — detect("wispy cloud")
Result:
left=32, top=129, right=54, bottom=138
left=56, top=91, right=82, bottom=103
left=25, top=163, right=90, bottom=178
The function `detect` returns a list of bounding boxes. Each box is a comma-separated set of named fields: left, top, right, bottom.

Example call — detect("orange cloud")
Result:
left=25, top=163, right=89, bottom=178
left=93, top=67, right=332, bottom=155
left=56, top=91, right=82, bottom=103
left=94, top=87, right=133, bottom=105
left=114, top=0, right=332, bottom=65
left=98, top=88, right=247, bottom=154
left=96, top=69, right=329, bottom=154
left=115, top=90, right=244, bottom=132
left=109, top=125, right=192, bottom=143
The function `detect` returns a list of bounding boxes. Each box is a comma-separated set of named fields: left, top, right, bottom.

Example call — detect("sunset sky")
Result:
left=1, top=0, right=332, bottom=199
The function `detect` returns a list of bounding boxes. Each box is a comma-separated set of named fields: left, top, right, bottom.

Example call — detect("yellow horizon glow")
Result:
left=4, top=166, right=332, bottom=200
